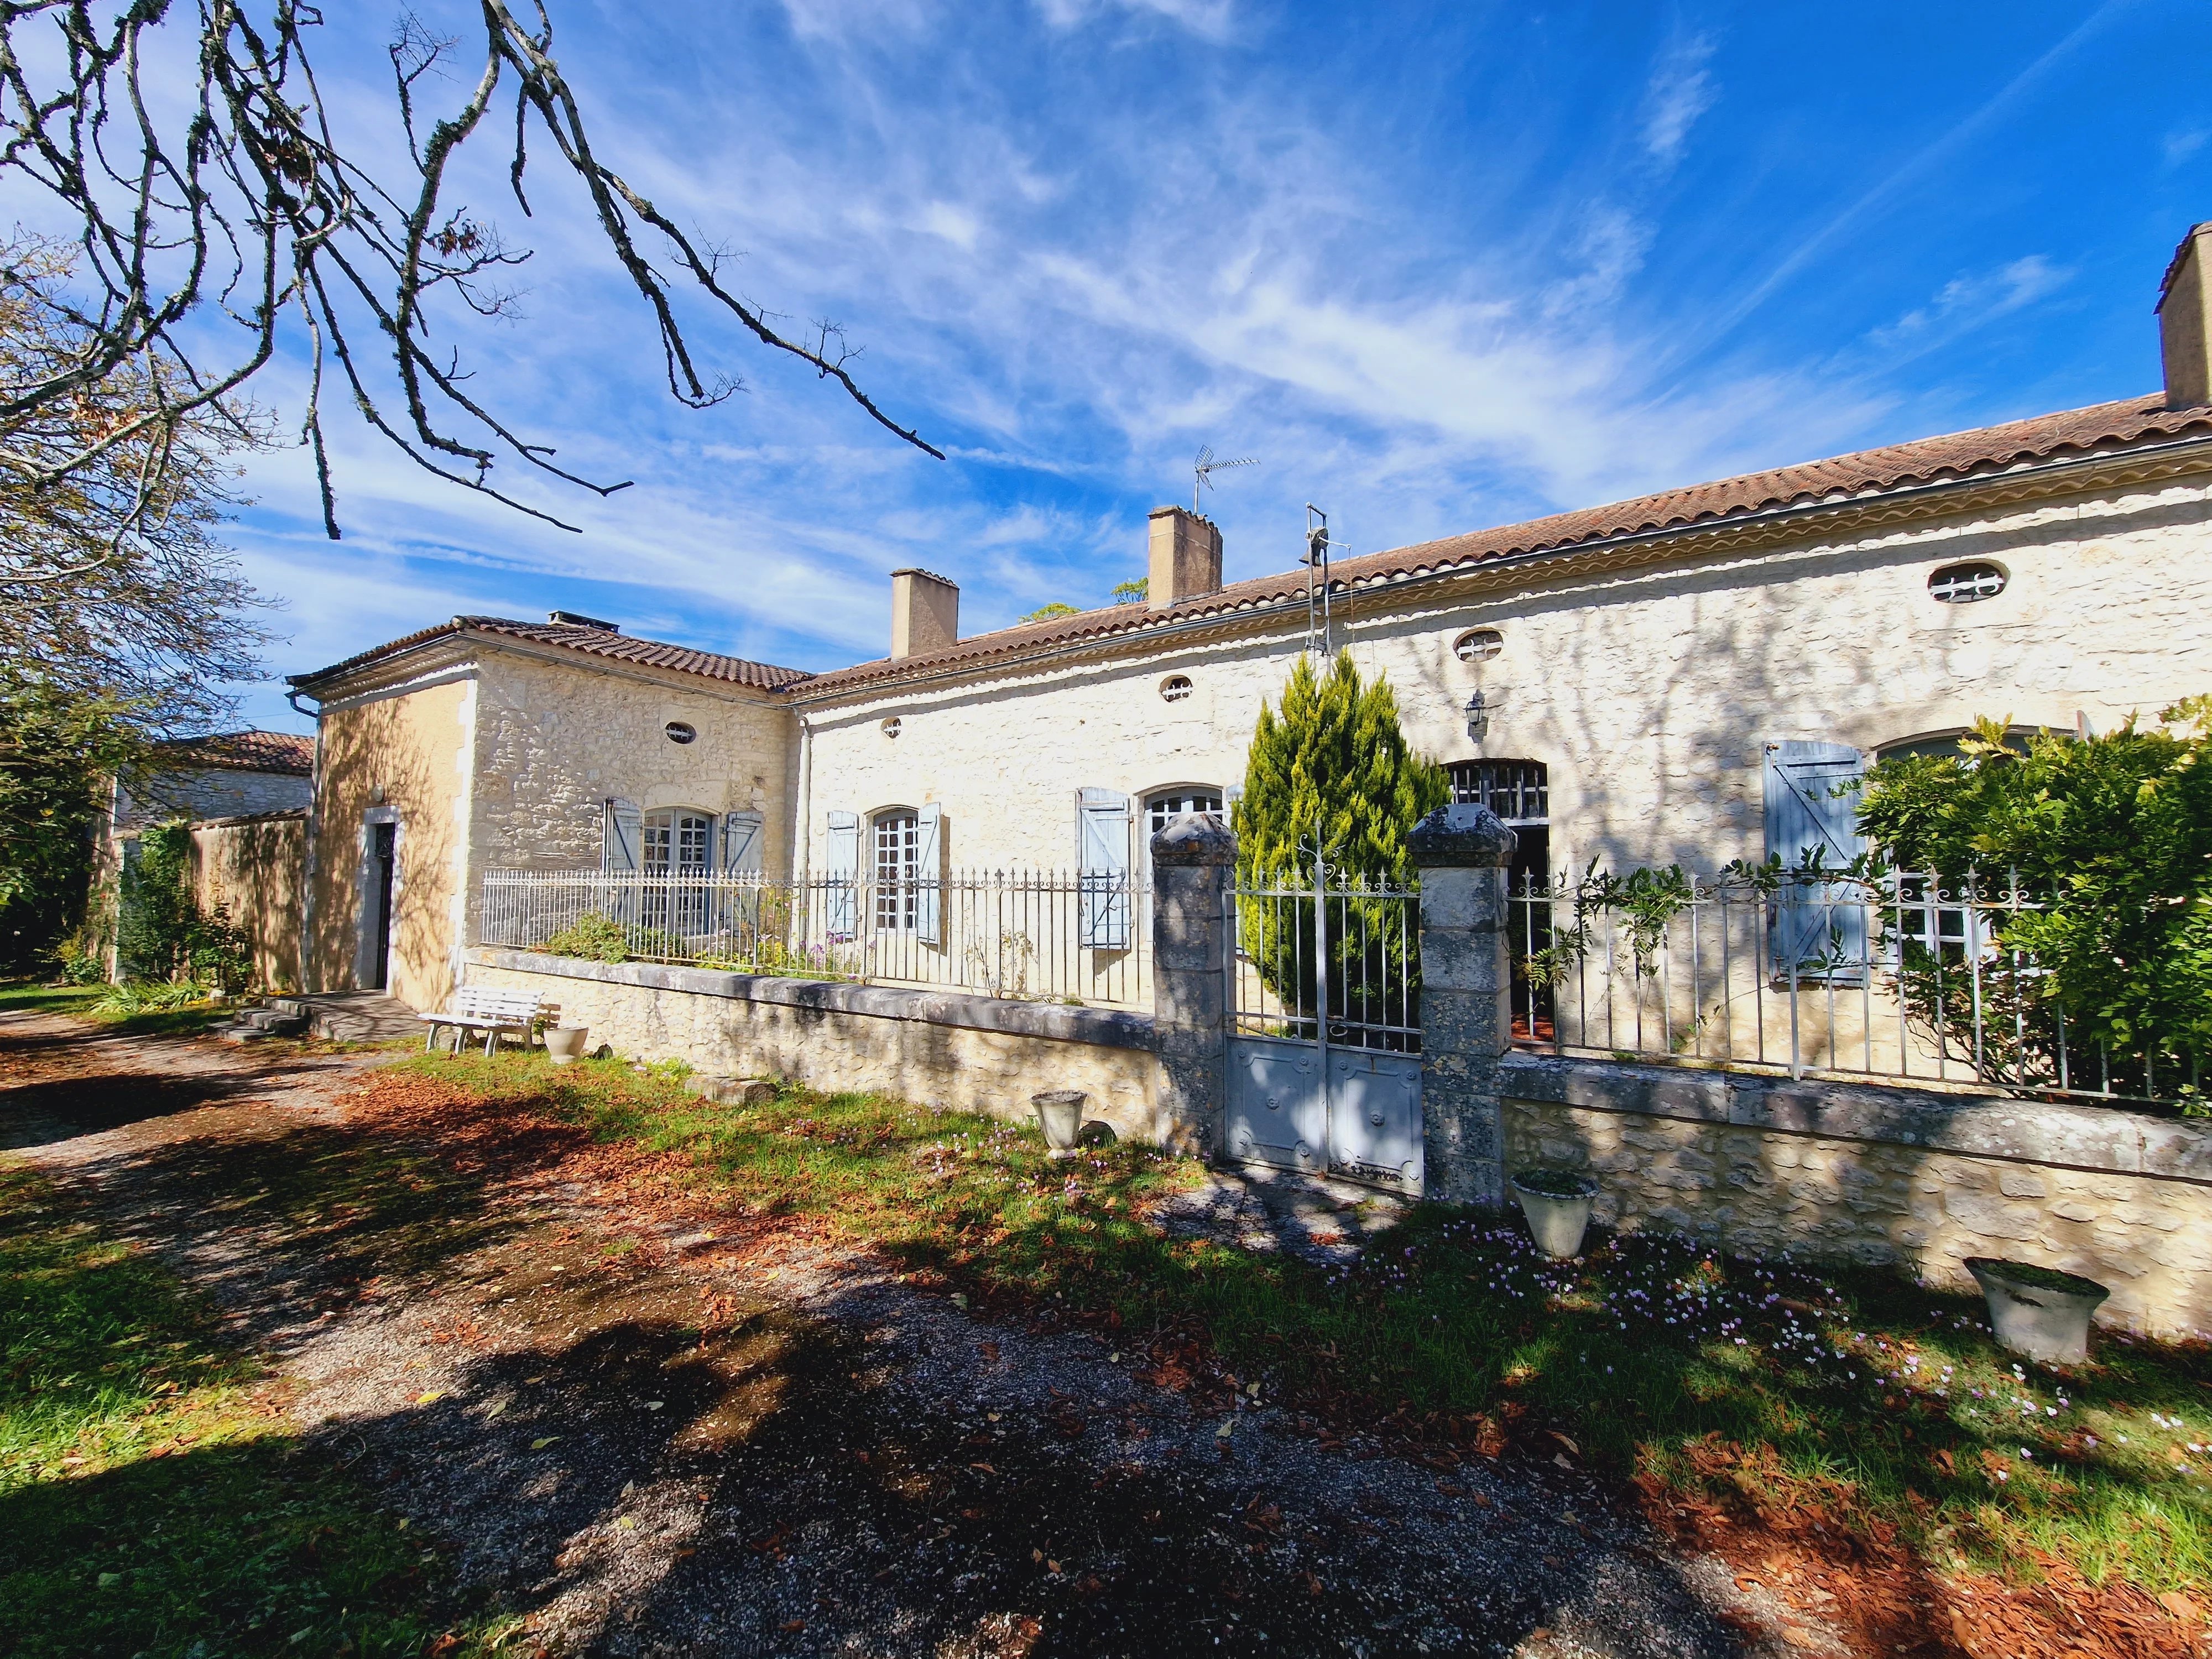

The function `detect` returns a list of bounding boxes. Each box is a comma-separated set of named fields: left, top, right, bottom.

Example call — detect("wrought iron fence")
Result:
left=1230, top=866, right=1421, bottom=1053
left=1508, top=865, right=2201, bottom=1106
left=479, top=869, right=1151, bottom=1008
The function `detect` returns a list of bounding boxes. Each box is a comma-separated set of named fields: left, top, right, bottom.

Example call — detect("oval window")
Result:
left=1160, top=675, right=1194, bottom=703
left=663, top=721, right=697, bottom=745
left=1453, top=628, right=1504, bottom=662
left=881, top=717, right=902, bottom=738
left=1927, top=561, right=2007, bottom=603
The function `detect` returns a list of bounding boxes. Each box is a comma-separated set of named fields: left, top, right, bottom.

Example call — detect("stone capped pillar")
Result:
left=1410, top=802, right=1518, bottom=1206
left=1150, top=812, right=1236, bottom=1156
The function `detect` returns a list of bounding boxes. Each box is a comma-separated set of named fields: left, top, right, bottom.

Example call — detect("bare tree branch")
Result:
left=0, top=0, right=941, bottom=560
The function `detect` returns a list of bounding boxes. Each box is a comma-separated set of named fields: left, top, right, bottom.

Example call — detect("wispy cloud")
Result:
left=1032, top=0, right=1235, bottom=40
left=213, top=0, right=2177, bottom=730
left=1641, top=34, right=1717, bottom=165
left=1868, top=255, right=2072, bottom=351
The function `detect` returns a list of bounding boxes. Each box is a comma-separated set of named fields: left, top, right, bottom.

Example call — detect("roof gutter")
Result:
left=789, top=427, right=2212, bottom=707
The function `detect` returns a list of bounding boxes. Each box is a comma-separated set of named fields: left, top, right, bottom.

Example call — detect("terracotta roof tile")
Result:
left=799, top=393, right=2212, bottom=695
left=156, top=730, right=316, bottom=775
left=290, top=616, right=813, bottom=695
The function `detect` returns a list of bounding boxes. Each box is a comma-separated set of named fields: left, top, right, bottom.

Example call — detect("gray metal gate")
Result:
left=1225, top=862, right=1423, bottom=1190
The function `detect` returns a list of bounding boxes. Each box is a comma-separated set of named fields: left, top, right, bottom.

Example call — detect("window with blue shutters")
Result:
left=720, top=810, right=764, bottom=877
left=1763, top=740, right=1868, bottom=981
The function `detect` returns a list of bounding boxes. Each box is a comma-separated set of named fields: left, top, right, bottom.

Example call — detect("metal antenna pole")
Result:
left=1304, top=505, right=1333, bottom=659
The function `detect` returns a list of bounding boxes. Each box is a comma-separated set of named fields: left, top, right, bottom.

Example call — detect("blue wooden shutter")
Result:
left=1764, top=741, right=1867, bottom=979
left=602, top=798, right=643, bottom=930
left=914, top=802, right=942, bottom=946
left=602, top=799, right=642, bottom=872
left=824, top=811, right=860, bottom=942
left=720, top=810, right=764, bottom=877
left=1077, top=787, right=1131, bottom=950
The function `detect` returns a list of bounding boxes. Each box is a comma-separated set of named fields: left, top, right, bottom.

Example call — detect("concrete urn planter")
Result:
left=1032, top=1090, right=1086, bottom=1159
left=1965, top=1258, right=2110, bottom=1365
left=542, top=1025, right=591, bottom=1067
left=1511, top=1170, right=1600, bottom=1260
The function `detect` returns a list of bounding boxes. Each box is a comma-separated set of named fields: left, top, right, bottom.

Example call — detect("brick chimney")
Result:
left=889, top=568, right=958, bottom=661
left=2158, top=223, right=2212, bottom=409
left=1146, top=506, right=1223, bottom=611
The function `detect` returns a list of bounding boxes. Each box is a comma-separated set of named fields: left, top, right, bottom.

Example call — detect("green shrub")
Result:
left=1858, top=702, right=2212, bottom=1087
left=538, top=911, right=629, bottom=963
left=113, top=821, right=253, bottom=994
left=1235, top=651, right=1447, bottom=1023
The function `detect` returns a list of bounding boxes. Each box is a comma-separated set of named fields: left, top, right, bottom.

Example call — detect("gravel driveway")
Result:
left=2, top=1010, right=1836, bottom=1658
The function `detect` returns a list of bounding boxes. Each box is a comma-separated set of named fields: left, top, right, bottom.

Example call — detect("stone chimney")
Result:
left=2158, top=223, right=2212, bottom=409
left=1146, top=506, right=1223, bottom=611
left=889, top=567, right=959, bottom=661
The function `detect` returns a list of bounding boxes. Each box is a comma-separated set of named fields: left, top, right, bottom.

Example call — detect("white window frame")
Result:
left=873, top=808, right=920, bottom=933
left=641, top=807, right=714, bottom=875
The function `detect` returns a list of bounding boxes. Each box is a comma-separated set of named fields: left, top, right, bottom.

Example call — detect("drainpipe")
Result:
left=795, top=711, right=813, bottom=884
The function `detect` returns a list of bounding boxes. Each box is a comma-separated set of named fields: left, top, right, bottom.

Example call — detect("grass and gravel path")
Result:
left=3, top=998, right=2208, bottom=1657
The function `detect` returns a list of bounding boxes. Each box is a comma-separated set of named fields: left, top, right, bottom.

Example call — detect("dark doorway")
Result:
left=1447, top=760, right=1552, bottom=1042
left=370, top=822, right=397, bottom=991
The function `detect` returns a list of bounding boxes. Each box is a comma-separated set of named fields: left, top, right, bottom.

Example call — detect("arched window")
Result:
left=1145, top=787, right=1223, bottom=838
left=874, top=810, right=918, bottom=930
left=641, top=808, right=712, bottom=873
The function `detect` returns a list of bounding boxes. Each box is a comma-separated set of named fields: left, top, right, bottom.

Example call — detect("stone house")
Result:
left=282, top=226, right=2212, bottom=1013
left=90, top=731, right=315, bottom=980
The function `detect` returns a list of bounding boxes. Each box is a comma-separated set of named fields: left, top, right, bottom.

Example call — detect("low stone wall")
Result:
left=467, top=950, right=1161, bottom=1143
left=1499, top=1053, right=2212, bottom=1337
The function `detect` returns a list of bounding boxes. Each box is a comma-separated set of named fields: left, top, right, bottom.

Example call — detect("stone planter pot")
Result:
left=542, top=1025, right=591, bottom=1067
left=1965, top=1258, right=2110, bottom=1365
left=1510, top=1170, right=1600, bottom=1260
left=1032, top=1089, right=1086, bottom=1158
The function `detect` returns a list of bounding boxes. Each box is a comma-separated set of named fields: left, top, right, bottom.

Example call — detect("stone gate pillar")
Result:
left=1410, top=802, right=1518, bottom=1206
left=1150, top=813, right=1235, bottom=1157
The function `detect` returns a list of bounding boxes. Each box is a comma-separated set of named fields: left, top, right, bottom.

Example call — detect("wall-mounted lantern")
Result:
left=1464, top=687, right=1490, bottom=743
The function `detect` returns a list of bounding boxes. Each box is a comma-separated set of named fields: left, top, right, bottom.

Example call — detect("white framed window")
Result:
left=1145, top=789, right=1223, bottom=838
left=642, top=808, right=713, bottom=874
left=874, top=809, right=919, bottom=931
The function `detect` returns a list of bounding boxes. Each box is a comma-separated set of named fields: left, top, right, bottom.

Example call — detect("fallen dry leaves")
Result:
left=1641, top=1440, right=2210, bottom=1658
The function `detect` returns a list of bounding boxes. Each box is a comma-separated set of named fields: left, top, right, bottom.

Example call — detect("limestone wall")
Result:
left=189, top=811, right=307, bottom=992
left=469, top=650, right=794, bottom=879
left=1498, top=1055, right=2212, bottom=1337
left=467, top=950, right=1160, bottom=1144
left=114, top=765, right=312, bottom=832
left=797, top=479, right=2212, bottom=883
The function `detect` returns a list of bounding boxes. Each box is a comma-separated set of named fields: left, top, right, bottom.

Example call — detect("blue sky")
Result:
left=208, top=0, right=2212, bottom=732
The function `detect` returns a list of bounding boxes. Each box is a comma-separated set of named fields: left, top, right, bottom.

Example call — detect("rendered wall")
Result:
left=797, top=479, right=2212, bottom=883
left=467, top=951, right=1160, bottom=1144
left=1498, top=1058, right=2212, bottom=1338
left=306, top=677, right=471, bottom=1011
left=189, top=812, right=307, bottom=991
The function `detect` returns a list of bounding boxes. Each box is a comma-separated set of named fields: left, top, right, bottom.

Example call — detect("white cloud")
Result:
left=1032, top=0, right=1234, bottom=40
left=2165, top=128, right=2208, bottom=168
left=1869, top=255, right=2072, bottom=350
left=1641, top=34, right=1716, bottom=165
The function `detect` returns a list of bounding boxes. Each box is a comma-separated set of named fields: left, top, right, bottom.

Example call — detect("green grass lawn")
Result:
left=0, top=1161, right=517, bottom=1658
left=0, top=979, right=232, bottom=1038
left=390, top=1051, right=2212, bottom=1598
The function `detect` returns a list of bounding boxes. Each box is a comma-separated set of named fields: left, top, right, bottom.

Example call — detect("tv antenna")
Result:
left=1193, top=445, right=1259, bottom=514
left=1303, top=503, right=1338, bottom=658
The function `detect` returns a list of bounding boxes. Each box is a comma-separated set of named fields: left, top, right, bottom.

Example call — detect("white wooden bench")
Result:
left=420, top=985, right=556, bottom=1055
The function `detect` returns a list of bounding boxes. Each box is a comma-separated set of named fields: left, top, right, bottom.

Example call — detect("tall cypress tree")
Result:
left=1234, top=651, right=1448, bottom=1029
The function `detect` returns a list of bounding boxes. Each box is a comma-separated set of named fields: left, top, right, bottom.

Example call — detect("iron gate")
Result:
left=1225, top=862, right=1423, bottom=1190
